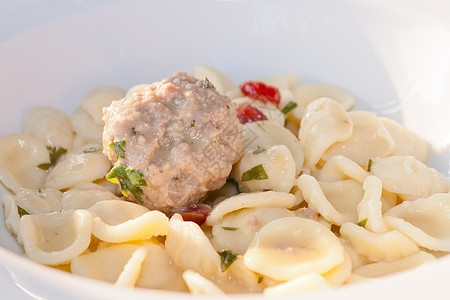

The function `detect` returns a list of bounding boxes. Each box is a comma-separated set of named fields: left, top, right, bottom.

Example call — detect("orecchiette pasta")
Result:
left=299, top=98, right=353, bottom=170
left=44, top=152, right=111, bottom=190
left=21, top=106, right=75, bottom=149
left=340, top=223, right=420, bottom=262
left=242, top=120, right=304, bottom=174
left=244, top=217, right=344, bottom=281
left=80, top=85, right=126, bottom=125
left=233, top=145, right=296, bottom=193
left=20, top=209, right=92, bottom=265
left=1, top=66, right=449, bottom=295
left=206, top=191, right=298, bottom=226
left=0, top=133, right=50, bottom=192
left=88, top=200, right=169, bottom=243
left=370, top=156, right=449, bottom=201
left=165, top=214, right=221, bottom=276
left=383, top=193, right=450, bottom=251
left=322, top=111, right=395, bottom=166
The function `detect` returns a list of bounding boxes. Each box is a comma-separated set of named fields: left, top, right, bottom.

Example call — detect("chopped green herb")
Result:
left=203, top=77, right=215, bottom=89
left=131, top=127, right=138, bottom=134
left=38, top=189, right=45, bottom=198
left=106, top=164, right=147, bottom=204
left=48, top=146, right=67, bottom=165
left=37, top=163, right=52, bottom=171
left=17, top=206, right=29, bottom=217
left=190, top=120, right=196, bottom=128
left=357, top=218, right=368, bottom=227
left=226, top=178, right=241, bottom=193
left=222, top=226, right=239, bottom=231
left=109, top=139, right=126, bottom=159
left=241, top=164, right=269, bottom=182
left=281, top=101, right=298, bottom=114
left=367, top=159, right=373, bottom=172
left=218, top=250, right=238, bottom=272
left=252, top=145, right=266, bottom=154
left=258, top=276, right=264, bottom=284
left=84, top=147, right=101, bottom=153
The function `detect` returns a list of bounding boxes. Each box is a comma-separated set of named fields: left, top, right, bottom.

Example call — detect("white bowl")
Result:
left=0, top=0, right=449, bottom=299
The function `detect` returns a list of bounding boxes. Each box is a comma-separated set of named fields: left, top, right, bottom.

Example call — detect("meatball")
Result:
left=102, top=72, right=244, bottom=212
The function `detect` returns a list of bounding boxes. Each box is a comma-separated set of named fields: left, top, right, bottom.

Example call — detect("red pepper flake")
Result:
left=240, top=81, right=281, bottom=105
left=236, top=103, right=268, bottom=124
left=172, top=204, right=211, bottom=226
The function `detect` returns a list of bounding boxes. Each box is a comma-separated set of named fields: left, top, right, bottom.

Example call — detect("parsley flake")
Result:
left=241, top=164, right=269, bottom=182
left=258, top=276, right=264, bottom=284
left=203, top=77, right=215, bottom=89
left=252, top=145, right=266, bottom=154
left=281, top=101, right=298, bottom=114
left=222, top=226, right=239, bottom=231
left=37, top=163, right=52, bottom=171
left=83, top=147, right=101, bottom=153
left=218, top=250, right=238, bottom=272
left=357, top=218, right=368, bottom=228
left=190, top=120, right=196, bottom=128
left=106, top=164, right=147, bottom=204
left=367, top=159, right=374, bottom=172
left=17, top=206, right=29, bottom=217
left=109, top=139, right=126, bottom=159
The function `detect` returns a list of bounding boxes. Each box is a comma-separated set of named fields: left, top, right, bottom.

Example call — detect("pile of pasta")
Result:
left=1, top=65, right=449, bottom=295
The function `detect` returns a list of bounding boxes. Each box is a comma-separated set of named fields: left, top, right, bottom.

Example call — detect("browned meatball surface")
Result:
left=102, top=72, right=244, bottom=212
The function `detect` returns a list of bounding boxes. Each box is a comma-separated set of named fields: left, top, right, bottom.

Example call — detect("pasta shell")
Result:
left=182, top=270, right=225, bottom=295
left=61, top=189, right=119, bottom=210
left=80, top=85, right=126, bottom=125
left=384, top=193, right=450, bottom=251
left=20, top=210, right=92, bottom=265
left=243, top=120, right=304, bottom=174
left=206, top=191, right=297, bottom=226
left=88, top=200, right=169, bottom=243
left=233, top=145, right=296, bottom=193
left=136, top=242, right=187, bottom=292
left=370, top=156, right=449, bottom=201
left=263, top=273, right=330, bottom=295
left=243, top=217, right=344, bottom=281
left=210, top=207, right=295, bottom=254
left=125, top=83, right=149, bottom=97
left=322, top=111, right=395, bottom=166
left=71, top=107, right=104, bottom=143
left=291, top=84, right=355, bottom=122
left=193, top=65, right=237, bottom=94
left=1, top=194, right=22, bottom=244
left=318, top=155, right=368, bottom=183
left=233, top=97, right=285, bottom=126
left=115, top=246, right=148, bottom=287
left=71, top=243, right=140, bottom=282
left=299, top=98, right=353, bottom=170
left=322, top=250, right=352, bottom=286
left=297, top=174, right=348, bottom=226
left=44, top=152, right=111, bottom=190
left=0, top=133, right=49, bottom=192
left=319, top=179, right=364, bottom=224
left=258, top=73, right=301, bottom=91
left=339, top=222, right=419, bottom=262
left=353, top=251, right=436, bottom=278
left=356, top=176, right=388, bottom=234
left=165, top=214, right=221, bottom=276
left=21, top=106, right=75, bottom=149
left=380, top=117, right=430, bottom=163
left=14, top=187, right=62, bottom=215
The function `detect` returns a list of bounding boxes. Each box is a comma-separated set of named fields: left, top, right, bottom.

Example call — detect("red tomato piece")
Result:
left=240, top=81, right=281, bottom=105
left=173, top=204, right=211, bottom=226
left=236, top=103, right=268, bottom=124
